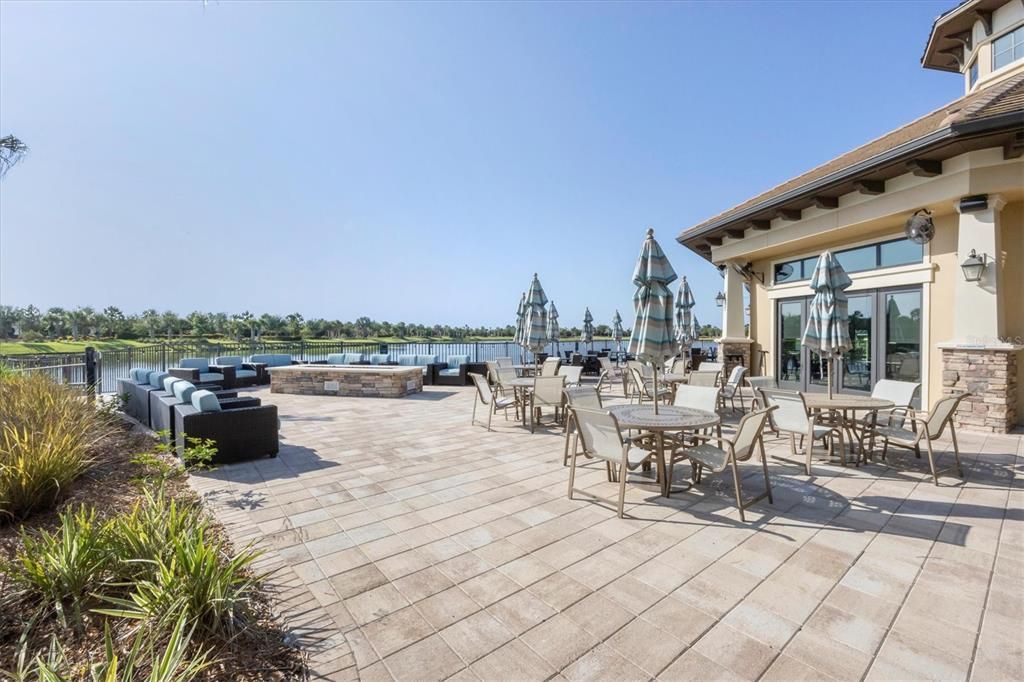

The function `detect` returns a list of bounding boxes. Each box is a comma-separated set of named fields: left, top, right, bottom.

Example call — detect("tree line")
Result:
left=0, top=305, right=722, bottom=343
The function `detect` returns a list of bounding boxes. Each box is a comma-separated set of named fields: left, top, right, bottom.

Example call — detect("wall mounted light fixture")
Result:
left=960, top=249, right=989, bottom=282
left=715, top=291, right=726, bottom=307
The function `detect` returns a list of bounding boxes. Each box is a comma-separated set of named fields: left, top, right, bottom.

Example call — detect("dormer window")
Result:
left=993, top=25, right=1023, bottom=71
left=969, top=58, right=979, bottom=88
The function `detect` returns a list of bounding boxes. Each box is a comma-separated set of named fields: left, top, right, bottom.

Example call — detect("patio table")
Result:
left=504, top=376, right=550, bottom=426
left=804, top=395, right=895, bottom=462
left=512, top=364, right=538, bottom=376
left=608, top=404, right=719, bottom=496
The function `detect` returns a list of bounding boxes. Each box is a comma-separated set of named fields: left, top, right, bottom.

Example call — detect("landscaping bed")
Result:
left=0, top=373, right=304, bottom=680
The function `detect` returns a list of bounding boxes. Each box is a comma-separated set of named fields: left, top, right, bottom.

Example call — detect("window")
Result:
left=969, top=58, right=979, bottom=88
left=993, top=25, right=1024, bottom=71
left=772, top=237, right=923, bottom=284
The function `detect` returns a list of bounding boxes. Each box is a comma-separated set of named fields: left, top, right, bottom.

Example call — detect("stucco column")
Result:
left=953, top=194, right=1005, bottom=344
left=721, top=262, right=746, bottom=340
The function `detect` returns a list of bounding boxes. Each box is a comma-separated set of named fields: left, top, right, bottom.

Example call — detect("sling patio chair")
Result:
left=671, top=406, right=777, bottom=521
left=759, top=388, right=846, bottom=475
left=540, top=357, right=562, bottom=377
left=687, top=370, right=720, bottom=387
left=563, top=385, right=603, bottom=467
left=745, top=376, right=780, bottom=434
left=594, top=369, right=612, bottom=394
left=558, top=365, right=584, bottom=388
left=597, top=355, right=620, bottom=380
left=529, top=375, right=566, bottom=433
left=699, top=361, right=724, bottom=374
left=470, top=373, right=517, bottom=431
left=663, top=384, right=722, bottom=451
left=629, top=366, right=671, bottom=405
left=719, top=365, right=749, bottom=413
left=871, top=391, right=969, bottom=485
left=567, top=407, right=657, bottom=518
left=670, top=357, right=690, bottom=374
left=849, top=379, right=921, bottom=459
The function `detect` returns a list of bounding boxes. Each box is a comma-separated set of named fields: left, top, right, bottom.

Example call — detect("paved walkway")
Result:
left=190, top=384, right=1023, bottom=681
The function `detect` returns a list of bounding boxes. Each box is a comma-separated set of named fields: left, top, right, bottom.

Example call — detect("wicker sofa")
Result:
left=173, top=390, right=279, bottom=463
left=396, top=354, right=445, bottom=386
left=117, top=368, right=163, bottom=424
left=150, top=378, right=253, bottom=441
left=168, top=358, right=229, bottom=387
left=432, top=355, right=472, bottom=386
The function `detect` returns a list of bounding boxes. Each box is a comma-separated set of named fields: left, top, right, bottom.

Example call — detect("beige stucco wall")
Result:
left=927, top=212, right=960, bottom=407
left=998, top=200, right=1024, bottom=420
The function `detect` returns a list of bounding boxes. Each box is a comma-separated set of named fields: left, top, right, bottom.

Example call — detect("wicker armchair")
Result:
left=173, top=390, right=279, bottom=463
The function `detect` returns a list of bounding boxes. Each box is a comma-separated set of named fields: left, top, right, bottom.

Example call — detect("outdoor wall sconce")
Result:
left=960, top=249, right=988, bottom=282
left=715, top=291, right=726, bottom=307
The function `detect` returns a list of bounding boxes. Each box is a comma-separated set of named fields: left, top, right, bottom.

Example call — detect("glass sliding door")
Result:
left=778, top=300, right=803, bottom=388
left=842, top=294, right=873, bottom=393
left=884, top=290, right=922, bottom=384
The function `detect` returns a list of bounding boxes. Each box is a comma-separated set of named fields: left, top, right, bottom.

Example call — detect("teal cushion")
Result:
left=397, top=355, right=417, bottom=366
left=448, top=355, right=469, bottom=369
left=215, top=355, right=243, bottom=368
left=439, top=368, right=460, bottom=377
left=179, top=358, right=209, bottom=371
left=149, top=371, right=169, bottom=388
left=192, top=390, right=222, bottom=412
left=250, top=354, right=292, bottom=367
left=198, top=372, right=223, bottom=383
left=173, top=381, right=196, bottom=404
left=345, top=353, right=365, bottom=363
left=368, top=354, right=390, bottom=365
left=236, top=369, right=258, bottom=378
left=416, top=355, right=438, bottom=365
left=163, top=376, right=182, bottom=393
left=129, top=368, right=147, bottom=382
left=325, top=353, right=346, bottom=364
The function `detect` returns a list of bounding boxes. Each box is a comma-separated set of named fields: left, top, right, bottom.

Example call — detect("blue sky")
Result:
left=0, top=0, right=958, bottom=330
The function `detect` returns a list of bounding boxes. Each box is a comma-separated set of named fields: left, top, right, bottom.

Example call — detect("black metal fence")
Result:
left=2, top=340, right=628, bottom=394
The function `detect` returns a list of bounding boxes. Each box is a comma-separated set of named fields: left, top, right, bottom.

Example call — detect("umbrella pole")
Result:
left=653, top=369, right=660, bottom=415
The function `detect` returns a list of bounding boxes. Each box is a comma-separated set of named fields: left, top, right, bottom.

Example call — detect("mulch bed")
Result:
left=0, top=418, right=306, bottom=680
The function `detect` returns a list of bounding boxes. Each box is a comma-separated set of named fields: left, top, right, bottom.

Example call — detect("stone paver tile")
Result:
left=436, top=552, right=493, bottom=583
left=521, top=614, right=600, bottom=672
left=329, top=563, right=389, bottom=600
left=820, top=584, right=901, bottom=627
left=360, top=605, right=434, bottom=659
left=497, top=554, right=556, bottom=587
left=391, top=566, right=454, bottom=603
left=305, top=531, right=356, bottom=558
left=659, top=648, right=746, bottom=682
left=459, top=569, right=521, bottom=607
left=721, top=601, right=801, bottom=649
left=870, top=628, right=971, bottom=681
left=472, top=538, right=528, bottom=565
left=439, top=610, right=515, bottom=664
left=692, top=622, right=778, bottom=680
left=470, top=639, right=555, bottom=681
left=672, top=568, right=756, bottom=618
left=599, top=574, right=665, bottom=615
left=374, top=548, right=433, bottom=581
left=606, top=615, right=689, bottom=676
left=761, top=654, right=837, bottom=681
left=345, top=583, right=410, bottom=626
left=562, top=591, right=634, bottom=640
left=561, top=643, right=648, bottom=682
left=415, top=586, right=480, bottom=629
left=358, top=660, right=394, bottom=682
left=640, top=594, right=717, bottom=644
left=970, top=643, right=1024, bottom=681
left=528, top=572, right=592, bottom=611
left=382, top=633, right=464, bottom=681
left=783, top=627, right=873, bottom=682
left=486, top=589, right=557, bottom=635
left=805, top=603, right=887, bottom=655
left=317, top=546, right=371, bottom=577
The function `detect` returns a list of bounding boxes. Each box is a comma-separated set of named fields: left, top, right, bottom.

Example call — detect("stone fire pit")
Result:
left=269, top=365, right=423, bottom=398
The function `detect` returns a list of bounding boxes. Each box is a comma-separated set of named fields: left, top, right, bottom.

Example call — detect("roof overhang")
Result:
left=676, top=111, right=1024, bottom=261
left=921, top=0, right=1005, bottom=72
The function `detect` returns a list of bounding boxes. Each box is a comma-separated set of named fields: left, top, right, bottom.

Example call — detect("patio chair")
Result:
left=759, top=389, right=845, bottom=475
left=700, top=362, right=724, bottom=374
left=629, top=366, right=671, bottom=405
left=563, top=386, right=603, bottom=466
left=687, top=370, right=720, bottom=387
left=212, top=356, right=261, bottom=387
left=567, top=407, right=657, bottom=518
left=672, top=406, right=777, bottom=521
left=173, top=390, right=279, bottom=463
left=866, top=379, right=921, bottom=428
left=745, top=377, right=780, bottom=434
left=469, top=373, right=516, bottom=432
left=529, top=375, right=566, bottom=433
left=433, top=355, right=472, bottom=386
left=151, top=379, right=253, bottom=442
left=872, top=391, right=968, bottom=485
left=540, top=357, right=561, bottom=377
left=168, top=358, right=227, bottom=387
left=670, top=357, right=690, bottom=374
left=719, top=365, right=749, bottom=413
left=595, top=369, right=612, bottom=394
left=665, top=385, right=722, bottom=449
left=494, top=357, right=514, bottom=369
left=558, top=365, right=583, bottom=387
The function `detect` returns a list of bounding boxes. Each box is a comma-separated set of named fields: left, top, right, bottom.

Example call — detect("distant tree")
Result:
left=0, top=306, right=16, bottom=338
left=187, top=310, right=213, bottom=336
left=102, top=306, right=126, bottom=337
left=285, top=313, right=304, bottom=338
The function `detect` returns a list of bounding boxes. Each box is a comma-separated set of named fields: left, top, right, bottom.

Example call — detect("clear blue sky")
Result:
left=0, top=0, right=958, bottom=330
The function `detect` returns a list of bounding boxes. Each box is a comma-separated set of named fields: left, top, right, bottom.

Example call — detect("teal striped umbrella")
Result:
left=513, top=292, right=526, bottom=348
left=675, top=276, right=695, bottom=355
left=547, top=301, right=560, bottom=356
left=521, top=274, right=549, bottom=362
left=628, top=228, right=677, bottom=412
left=580, top=307, right=594, bottom=350
left=612, top=310, right=624, bottom=356
left=801, top=251, right=852, bottom=398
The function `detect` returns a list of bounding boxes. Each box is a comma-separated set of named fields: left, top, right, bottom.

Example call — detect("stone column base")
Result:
left=719, top=339, right=752, bottom=381
left=941, top=347, right=1019, bottom=433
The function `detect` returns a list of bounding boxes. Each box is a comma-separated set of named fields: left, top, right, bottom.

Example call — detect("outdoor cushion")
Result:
left=397, top=355, right=418, bottom=366
left=236, top=369, right=258, bottom=379
left=198, top=372, right=223, bottom=383
left=215, top=356, right=244, bottom=368
left=416, top=355, right=439, bottom=365
left=250, top=354, right=293, bottom=367
left=149, top=371, right=170, bottom=388
left=174, top=381, right=197, bottom=404
left=448, top=355, right=469, bottom=369
left=179, top=358, right=210, bottom=371
left=368, top=354, right=391, bottom=365
left=163, top=376, right=183, bottom=393
left=438, top=368, right=461, bottom=377
left=191, top=390, right=222, bottom=413
left=130, top=368, right=148, bottom=383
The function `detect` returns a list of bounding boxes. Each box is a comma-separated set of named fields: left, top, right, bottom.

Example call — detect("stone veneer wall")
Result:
left=942, top=348, right=1019, bottom=433
left=271, top=367, right=423, bottom=398
left=720, top=341, right=752, bottom=380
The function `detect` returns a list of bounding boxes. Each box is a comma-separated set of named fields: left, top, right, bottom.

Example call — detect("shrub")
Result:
left=0, top=372, right=113, bottom=521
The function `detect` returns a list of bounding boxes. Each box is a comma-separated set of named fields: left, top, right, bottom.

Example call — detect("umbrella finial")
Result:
left=646, top=227, right=654, bottom=238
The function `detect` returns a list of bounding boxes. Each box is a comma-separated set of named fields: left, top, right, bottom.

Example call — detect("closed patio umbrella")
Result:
left=513, top=292, right=526, bottom=355
left=521, top=274, right=549, bottom=367
left=547, top=301, right=560, bottom=357
left=801, top=251, right=852, bottom=399
left=580, top=307, right=594, bottom=352
left=612, top=310, right=624, bottom=358
left=628, top=228, right=677, bottom=413
left=675, top=276, right=695, bottom=357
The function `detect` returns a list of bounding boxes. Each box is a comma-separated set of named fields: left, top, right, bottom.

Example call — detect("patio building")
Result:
left=678, top=0, right=1024, bottom=433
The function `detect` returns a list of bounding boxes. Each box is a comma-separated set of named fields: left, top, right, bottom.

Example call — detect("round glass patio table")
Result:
left=608, top=405, right=719, bottom=496
left=804, top=395, right=895, bottom=462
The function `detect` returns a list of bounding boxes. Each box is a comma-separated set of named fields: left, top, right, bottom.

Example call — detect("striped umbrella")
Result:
left=612, top=310, right=624, bottom=357
left=801, top=251, right=852, bottom=398
left=675, top=276, right=695, bottom=356
left=547, top=301, right=560, bottom=356
left=628, top=228, right=677, bottom=413
left=521, top=274, right=549, bottom=364
left=513, top=292, right=526, bottom=349
left=580, top=307, right=595, bottom=351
